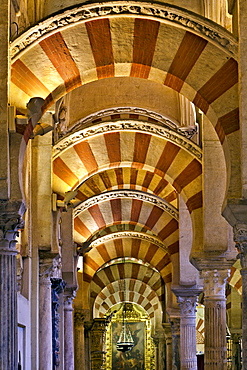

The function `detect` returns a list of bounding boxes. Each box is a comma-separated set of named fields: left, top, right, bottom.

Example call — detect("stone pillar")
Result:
left=39, top=260, right=53, bottom=370
left=169, top=316, right=180, bottom=370
left=173, top=288, right=201, bottom=370
left=231, top=332, right=242, bottom=370
left=234, top=224, right=247, bottom=368
left=64, top=292, right=76, bottom=370
left=163, top=323, right=173, bottom=370
left=90, top=318, right=110, bottom=370
left=74, top=310, right=86, bottom=370
left=0, top=209, right=23, bottom=369
left=152, top=329, right=166, bottom=370
left=51, top=278, right=66, bottom=369
left=201, top=269, right=229, bottom=370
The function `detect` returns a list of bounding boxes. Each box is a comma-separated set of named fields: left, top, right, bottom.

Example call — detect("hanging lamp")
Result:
left=116, top=263, right=135, bottom=352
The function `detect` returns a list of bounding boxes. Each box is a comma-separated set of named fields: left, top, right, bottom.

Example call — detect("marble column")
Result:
left=51, top=278, right=66, bottom=368
left=90, top=318, right=110, bottom=370
left=173, top=288, right=200, bottom=370
left=39, top=260, right=53, bottom=370
left=169, top=316, right=180, bottom=370
left=201, top=269, right=229, bottom=370
left=74, top=310, right=86, bottom=370
left=234, top=224, right=247, bottom=368
left=64, top=292, right=76, bottom=370
left=0, top=211, right=23, bottom=369
left=231, top=332, right=242, bottom=370
left=163, top=323, right=173, bottom=370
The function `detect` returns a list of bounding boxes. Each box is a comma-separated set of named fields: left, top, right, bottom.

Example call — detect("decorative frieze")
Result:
left=53, top=120, right=202, bottom=161
left=87, top=230, right=166, bottom=251
left=74, top=189, right=178, bottom=220
left=10, top=1, right=237, bottom=60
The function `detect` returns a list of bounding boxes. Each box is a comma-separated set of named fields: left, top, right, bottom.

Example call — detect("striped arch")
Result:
left=83, top=234, right=174, bottom=284
left=90, top=262, right=165, bottom=302
left=68, top=167, right=178, bottom=208
left=11, top=5, right=238, bottom=159
left=53, top=123, right=202, bottom=210
left=93, top=279, right=162, bottom=324
left=53, top=122, right=202, bottom=250
left=73, top=190, right=178, bottom=245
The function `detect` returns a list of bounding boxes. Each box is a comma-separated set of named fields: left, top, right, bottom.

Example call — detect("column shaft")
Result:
left=39, top=273, right=53, bottom=370
left=74, top=311, right=86, bottom=370
left=64, top=298, right=75, bottom=370
left=175, top=293, right=199, bottom=370
left=241, top=268, right=247, bottom=365
left=202, top=269, right=229, bottom=370
left=0, top=249, right=18, bottom=369
left=169, top=317, right=180, bottom=370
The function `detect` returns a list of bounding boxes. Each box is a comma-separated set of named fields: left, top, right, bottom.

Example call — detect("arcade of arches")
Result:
left=1, top=0, right=247, bottom=369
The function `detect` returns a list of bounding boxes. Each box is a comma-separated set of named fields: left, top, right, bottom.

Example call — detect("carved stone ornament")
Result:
left=169, top=317, right=180, bottom=336
left=201, top=269, right=229, bottom=298
left=39, top=257, right=62, bottom=284
left=177, top=296, right=197, bottom=316
left=88, top=230, right=166, bottom=251
left=53, top=120, right=202, bottom=161
left=0, top=213, right=24, bottom=252
left=69, top=106, right=195, bottom=138
left=74, top=311, right=85, bottom=326
left=233, top=224, right=247, bottom=268
left=10, top=1, right=237, bottom=60
left=74, top=189, right=179, bottom=220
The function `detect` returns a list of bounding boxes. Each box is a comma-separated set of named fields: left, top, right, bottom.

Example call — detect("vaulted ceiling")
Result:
left=11, top=3, right=240, bottom=326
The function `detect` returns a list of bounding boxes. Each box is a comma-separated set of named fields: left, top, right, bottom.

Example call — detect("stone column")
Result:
left=90, top=318, right=110, bottom=370
left=152, top=329, right=166, bottom=370
left=39, top=259, right=53, bottom=370
left=74, top=310, right=86, bottom=370
left=51, top=278, right=66, bottom=369
left=0, top=209, right=23, bottom=369
left=230, top=332, right=242, bottom=370
left=163, top=323, right=173, bottom=370
left=64, top=291, right=76, bottom=370
left=169, top=315, right=180, bottom=370
left=201, top=269, right=229, bottom=370
left=173, top=288, right=201, bottom=370
left=234, top=224, right=247, bottom=368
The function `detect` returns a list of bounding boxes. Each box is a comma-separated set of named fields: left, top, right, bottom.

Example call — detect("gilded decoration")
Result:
left=10, top=2, right=237, bottom=60
left=105, top=303, right=154, bottom=370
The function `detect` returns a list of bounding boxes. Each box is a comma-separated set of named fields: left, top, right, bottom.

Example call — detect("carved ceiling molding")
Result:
left=88, top=230, right=167, bottom=251
left=53, top=120, right=202, bottom=161
left=74, top=189, right=179, bottom=220
left=10, top=1, right=237, bottom=60
left=69, top=106, right=191, bottom=135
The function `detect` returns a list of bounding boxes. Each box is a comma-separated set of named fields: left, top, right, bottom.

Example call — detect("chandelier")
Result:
left=116, top=270, right=135, bottom=353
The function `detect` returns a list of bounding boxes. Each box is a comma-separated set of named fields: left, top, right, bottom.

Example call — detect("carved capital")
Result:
left=74, top=311, right=85, bottom=326
left=168, top=317, right=180, bottom=336
left=177, top=296, right=198, bottom=316
left=233, top=224, right=247, bottom=268
left=0, top=205, right=24, bottom=253
left=201, top=269, right=229, bottom=298
left=64, top=288, right=77, bottom=310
